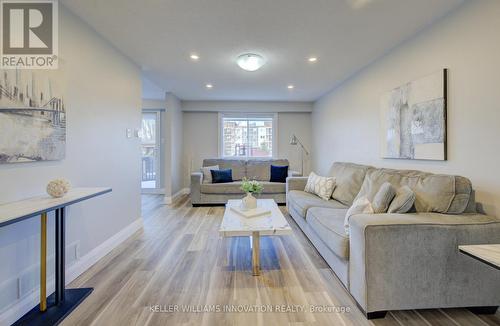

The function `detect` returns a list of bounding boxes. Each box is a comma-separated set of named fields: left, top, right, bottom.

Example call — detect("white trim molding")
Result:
left=182, top=101, right=313, bottom=113
left=141, top=188, right=165, bottom=195
left=164, top=188, right=190, bottom=204
left=0, top=218, right=143, bottom=326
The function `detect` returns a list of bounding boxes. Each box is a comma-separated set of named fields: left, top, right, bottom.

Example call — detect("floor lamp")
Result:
left=290, top=134, right=309, bottom=176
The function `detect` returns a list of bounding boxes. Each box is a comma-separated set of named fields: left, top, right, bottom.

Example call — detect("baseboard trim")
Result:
left=66, top=218, right=143, bottom=282
left=0, top=218, right=143, bottom=326
left=141, top=188, right=165, bottom=195
left=164, top=188, right=190, bottom=204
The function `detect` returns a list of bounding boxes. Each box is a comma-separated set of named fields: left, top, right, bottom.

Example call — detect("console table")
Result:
left=0, top=187, right=112, bottom=326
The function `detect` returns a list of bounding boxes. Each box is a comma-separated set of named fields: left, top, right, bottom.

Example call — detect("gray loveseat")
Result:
left=191, top=158, right=298, bottom=206
left=287, top=162, right=500, bottom=319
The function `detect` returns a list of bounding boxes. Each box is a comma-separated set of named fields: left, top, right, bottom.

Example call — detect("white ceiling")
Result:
left=61, top=0, right=464, bottom=101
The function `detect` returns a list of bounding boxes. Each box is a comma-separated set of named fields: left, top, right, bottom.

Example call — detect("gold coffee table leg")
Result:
left=40, top=212, right=47, bottom=311
left=252, top=231, right=260, bottom=276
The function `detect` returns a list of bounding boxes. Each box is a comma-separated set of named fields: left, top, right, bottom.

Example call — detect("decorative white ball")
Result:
left=46, top=179, right=71, bottom=198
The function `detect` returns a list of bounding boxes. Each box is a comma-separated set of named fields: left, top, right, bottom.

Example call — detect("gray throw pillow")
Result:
left=388, top=186, right=416, bottom=213
left=372, top=182, right=396, bottom=213
left=201, top=165, right=219, bottom=184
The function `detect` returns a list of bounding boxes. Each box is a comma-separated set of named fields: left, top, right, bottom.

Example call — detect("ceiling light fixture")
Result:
left=287, top=85, right=294, bottom=89
left=206, top=83, right=213, bottom=89
left=236, top=53, right=266, bottom=72
left=190, top=54, right=200, bottom=60
left=308, top=57, right=318, bottom=63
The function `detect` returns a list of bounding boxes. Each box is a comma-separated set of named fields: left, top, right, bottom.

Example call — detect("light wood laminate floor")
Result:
left=62, top=195, right=500, bottom=326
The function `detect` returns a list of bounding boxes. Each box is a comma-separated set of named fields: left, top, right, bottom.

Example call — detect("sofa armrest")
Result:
left=288, top=170, right=301, bottom=177
left=190, top=172, right=203, bottom=205
left=286, top=176, right=308, bottom=193
left=348, top=212, right=500, bottom=313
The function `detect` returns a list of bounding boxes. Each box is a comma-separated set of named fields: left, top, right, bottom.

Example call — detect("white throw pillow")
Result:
left=201, top=165, right=219, bottom=184
left=344, top=196, right=374, bottom=235
left=304, top=172, right=336, bottom=201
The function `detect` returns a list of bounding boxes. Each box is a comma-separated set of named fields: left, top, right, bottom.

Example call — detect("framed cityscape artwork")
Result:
left=0, top=70, right=66, bottom=163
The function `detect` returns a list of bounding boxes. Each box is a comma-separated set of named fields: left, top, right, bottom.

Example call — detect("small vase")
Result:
left=242, top=192, right=257, bottom=210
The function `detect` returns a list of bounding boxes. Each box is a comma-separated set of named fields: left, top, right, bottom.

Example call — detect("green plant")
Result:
left=240, top=177, right=263, bottom=194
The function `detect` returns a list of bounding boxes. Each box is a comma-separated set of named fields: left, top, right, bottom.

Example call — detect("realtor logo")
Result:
left=0, top=0, right=58, bottom=69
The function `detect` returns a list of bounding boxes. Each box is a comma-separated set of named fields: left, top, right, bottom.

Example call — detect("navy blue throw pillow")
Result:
left=270, top=165, right=288, bottom=183
left=211, top=169, right=233, bottom=183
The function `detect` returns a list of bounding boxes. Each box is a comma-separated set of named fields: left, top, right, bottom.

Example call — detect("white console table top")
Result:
left=0, top=187, right=112, bottom=227
left=459, top=244, right=500, bottom=270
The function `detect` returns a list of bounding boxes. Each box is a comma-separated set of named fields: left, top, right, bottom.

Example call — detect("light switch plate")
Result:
left=126, top=128, right=132, bottom=138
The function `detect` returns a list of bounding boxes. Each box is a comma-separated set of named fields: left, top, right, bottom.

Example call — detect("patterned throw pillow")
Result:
left=388, top=186, right=416, bottom=213
left=372, top=182, right=396, bottom=213
left=304, top=172, right=336, bottom=201
left=201, top=165, right=219, bottom=184
left=344, top=196, right=374, bottom=235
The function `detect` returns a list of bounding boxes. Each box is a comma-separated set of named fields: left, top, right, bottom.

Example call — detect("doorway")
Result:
left=140, top=110, right=163, bottom=193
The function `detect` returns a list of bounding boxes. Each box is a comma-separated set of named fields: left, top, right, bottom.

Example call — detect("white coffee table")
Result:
left=219, top=199, right=292, bottom=276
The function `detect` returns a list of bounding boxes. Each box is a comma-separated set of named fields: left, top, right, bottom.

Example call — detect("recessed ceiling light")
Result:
left=190, top=54, right=200, bottom=60
left=287, top=85, right=294, bottom=89
left=236, top=53, right=266, bottom=72
left=206, top=83, right=213, bottom=89
left=308, top=57, right=318, bottom=63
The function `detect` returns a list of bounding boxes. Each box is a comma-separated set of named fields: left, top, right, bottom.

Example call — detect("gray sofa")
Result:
left=287, top=162, right=500, bottom=319
left=191, top=158, right=298, bottom=206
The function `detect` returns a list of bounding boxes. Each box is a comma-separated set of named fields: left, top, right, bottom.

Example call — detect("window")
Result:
left=219, top=114, right=277, bottom=158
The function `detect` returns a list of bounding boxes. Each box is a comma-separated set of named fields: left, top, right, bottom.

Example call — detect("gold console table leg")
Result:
left=40, top=212, right=47, bottom=312
left=252, top=231, right=260, bottom=276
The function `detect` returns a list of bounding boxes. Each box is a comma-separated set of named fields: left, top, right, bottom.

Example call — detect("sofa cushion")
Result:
left=306, top=207, right=350, bottom=259
left=203, top=159, right=246, bottom=181
left=354, top=168, right=419, bottom=201
left=354, top=168, right=473, bottom=214
left=246, top=159, right=289, bottom=181
left=329, top=162, right=373, bottom=206
left=200, top=181, right=285, bottom=194
left=287, top=190, right=348, bottom=218
left=413, top=174, right=455, bottom=213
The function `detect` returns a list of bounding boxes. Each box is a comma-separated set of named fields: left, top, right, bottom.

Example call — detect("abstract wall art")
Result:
left=0, top=69, right=66, bottom=163
left=380, top=69, right=447, bottom=161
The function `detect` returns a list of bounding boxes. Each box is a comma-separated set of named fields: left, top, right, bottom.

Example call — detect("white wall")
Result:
left=312, top=0, right=500, bottom=216
left=182, top=101, right=312, bottom=187
left=142, top=99, right=165, bottom=110
left=0, top=5, right=141, bottom=321
left=164, top=93, right=184, bottom=199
